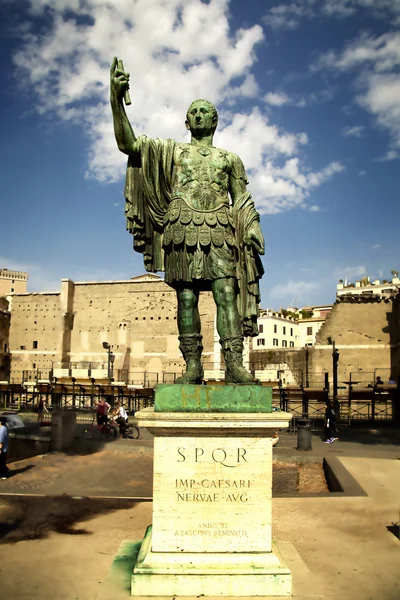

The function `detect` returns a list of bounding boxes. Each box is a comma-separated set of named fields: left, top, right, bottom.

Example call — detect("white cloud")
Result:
left=342, top=125, right=365, bottom=138
left=357, top=74, right=400, bottom=148
left=312, top=32, right=400, bottom=154
left=270, top=279, right=320, bottom=301
left=312, top=32, right=400, bottom=73
left=264, top=91, right=292, bottom=106
left=264, top=0, right=400, bottom=30
left=358, top=169, right=367, bottom=176
left=376, top=149, right=400, bottom=161
left=12, top=0, right=343, bottom=214
left=371, top=244, right=381, bottom=249
left=338, top=265, right=367, bottom=280
left=238, top=155, right=344, bottom=215
left=264, top=87, right=335, bottom=109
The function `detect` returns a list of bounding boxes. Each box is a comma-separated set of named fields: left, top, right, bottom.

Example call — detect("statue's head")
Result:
left=185, top=99, right=218, bottom=135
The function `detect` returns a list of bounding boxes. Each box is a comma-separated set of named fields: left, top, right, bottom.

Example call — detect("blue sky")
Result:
left=1, top=0, right=399, bottom=309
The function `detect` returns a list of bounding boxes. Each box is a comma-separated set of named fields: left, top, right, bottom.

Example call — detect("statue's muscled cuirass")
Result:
left=171, top=143, right=231, bottom=211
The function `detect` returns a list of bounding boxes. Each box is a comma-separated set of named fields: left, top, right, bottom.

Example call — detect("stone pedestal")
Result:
left=132, top=386, right=292, bottom=597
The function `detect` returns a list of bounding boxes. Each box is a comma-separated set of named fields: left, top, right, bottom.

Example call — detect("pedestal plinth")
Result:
left=132, top=386, right=292, bottom=597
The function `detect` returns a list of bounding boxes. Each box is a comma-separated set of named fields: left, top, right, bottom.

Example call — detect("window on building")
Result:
left=282, top=340, right=287, bottom=347
left=20, top=346, right=26, bottom=350
left=273, top=324, right=277, bottom=333
left=33, top=341, right=38, bottom=349
left=258, top=324, right=264, bottom=333
left=290, top=341, right=294, bottom=348
left=273, top=338, right=278, bottom=346
left=257, top=338, right=265, bottom=346
left=283, top=326, right=286, bottom=334
left=306, top=327, right=313, bottom=336
left=4, top=343, right=8, bottom=353
left=290, top=328, right=293, bottom=336
left=32, top=363, right=36, bottom=369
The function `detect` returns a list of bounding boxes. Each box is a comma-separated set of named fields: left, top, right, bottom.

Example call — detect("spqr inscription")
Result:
left=177, top=446, right=248, bottom=467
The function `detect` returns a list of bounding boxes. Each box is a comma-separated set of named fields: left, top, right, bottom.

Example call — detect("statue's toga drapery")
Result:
left=124, top=135, right=264, bottom=337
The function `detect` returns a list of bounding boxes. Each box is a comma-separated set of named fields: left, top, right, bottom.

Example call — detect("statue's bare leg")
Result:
left=212, top=277, right=254, bottom=384
left=175, top=287, right=204, bottom=384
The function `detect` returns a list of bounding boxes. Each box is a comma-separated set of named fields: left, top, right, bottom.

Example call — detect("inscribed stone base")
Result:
left=133, top=404, right=293, bottom=597
left=152, top=434, right=273, bottom=552
left=131, top=526, right=292, bottom=597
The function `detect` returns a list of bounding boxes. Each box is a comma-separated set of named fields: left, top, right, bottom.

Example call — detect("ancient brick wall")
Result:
left=250, top=297, right=399, bottom=385
left=69, top=278, right=215, bottom=375
left=0, top=297, right=11, bottom=379
left=7, top=276, right=216, bottom=379
left=8, top=292, right=63, bottom=374
left=250, top=348, right=307, bottom=385
left=310, top=297, right=395, bottom=382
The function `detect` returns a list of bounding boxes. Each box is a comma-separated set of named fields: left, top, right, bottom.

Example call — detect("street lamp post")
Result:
left=327, top=337, right=340, bottom=403
left=110, top=353, right=115, bottom=380
left=102, top=342, right=114, bottom=380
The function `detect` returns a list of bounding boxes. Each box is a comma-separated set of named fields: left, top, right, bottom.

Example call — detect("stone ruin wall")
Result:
left=310, top=297, right=396, bottom=382
left=69, top=278, right=215, bottom=375
left=0, top=297, right=11, bottom=379
left=8, top=292, right=63, bottom=374
left=250, top=296, right=399, bottom=385
left=7, top=277, right=216, bottom=378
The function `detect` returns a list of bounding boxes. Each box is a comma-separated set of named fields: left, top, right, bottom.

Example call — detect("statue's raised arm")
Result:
left=110, top=57, right=137, bottom=156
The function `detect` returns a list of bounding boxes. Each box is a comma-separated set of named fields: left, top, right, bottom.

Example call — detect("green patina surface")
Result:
left=154, top=383, right=272, bottom=413
left=111, top=59, right=265, bottom=387
left=108, top=540, right=141, bottom=592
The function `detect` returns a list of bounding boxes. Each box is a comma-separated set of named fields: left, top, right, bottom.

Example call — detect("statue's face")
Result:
left=185, top=101, right=217, bottom=134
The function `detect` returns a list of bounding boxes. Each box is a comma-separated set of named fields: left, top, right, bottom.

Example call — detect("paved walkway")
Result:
left=1, top=428, right=399, bottom=498
left=0, top=428, right=399, bottom=599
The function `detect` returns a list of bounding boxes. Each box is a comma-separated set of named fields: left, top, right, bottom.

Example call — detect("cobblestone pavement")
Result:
left=0, top=442, right=154, bottom=498
left=2, top=425, right=398, bottom=499
left=0, top=437, right=328, bottom=498
left=0, top=430, right=399, bottom=599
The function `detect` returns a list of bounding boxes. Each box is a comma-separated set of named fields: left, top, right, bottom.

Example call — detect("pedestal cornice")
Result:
left=136, top=407, right=292, bottom=437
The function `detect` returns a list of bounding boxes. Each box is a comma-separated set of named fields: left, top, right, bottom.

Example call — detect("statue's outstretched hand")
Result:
left=110, top=56, right=130, bottom=103
left=243, top=221, right=265, bottom=255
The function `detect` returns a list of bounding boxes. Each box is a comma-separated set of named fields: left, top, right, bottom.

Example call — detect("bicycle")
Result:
left=116, top=417, right=140, bottom=440
left=83, top=415, right=119, bottom=440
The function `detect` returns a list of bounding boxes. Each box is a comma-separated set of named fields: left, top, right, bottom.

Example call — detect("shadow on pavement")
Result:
left=320, top=427, right=400, bottom=446
left=0, top=496, right=136, bottom=544
left=8, top=465, right=35, bottom=478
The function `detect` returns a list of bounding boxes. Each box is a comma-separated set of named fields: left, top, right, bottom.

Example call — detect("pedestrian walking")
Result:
left=324, top=400, right=339, bottom=444
left=0, top=417, right=10, bottom=479
left=37, top=397, right=44, bottom=423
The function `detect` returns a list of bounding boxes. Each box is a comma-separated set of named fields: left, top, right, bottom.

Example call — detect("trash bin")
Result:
left=296, top=418, right=312, bottom=451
